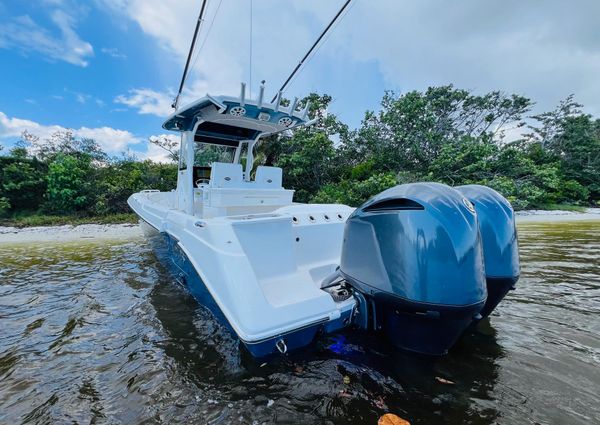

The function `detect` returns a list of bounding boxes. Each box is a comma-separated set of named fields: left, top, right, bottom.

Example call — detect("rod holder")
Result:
left=257, top=82, right=265, bottom=109
left=290, top=97, right=299, bottom=114
left=240, top=82, right=246, bottom=106
left=274, top=91, right=282, bottom=112
left=301, top=102, right=310, bottom=120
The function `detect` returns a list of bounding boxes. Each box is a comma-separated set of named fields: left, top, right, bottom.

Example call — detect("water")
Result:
left=1, top=221, right=599, bottom=424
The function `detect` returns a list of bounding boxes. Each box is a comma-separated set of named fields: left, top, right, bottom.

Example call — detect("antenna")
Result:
left=172, top=0, right=209, bottom=110
left=271, top=0, right=352, bottom=102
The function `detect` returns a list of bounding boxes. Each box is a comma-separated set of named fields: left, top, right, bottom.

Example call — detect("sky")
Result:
left=1, top=0, right=599, bottom=161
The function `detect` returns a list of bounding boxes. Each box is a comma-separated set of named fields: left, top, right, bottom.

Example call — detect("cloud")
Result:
left=114, top=88, right=174, bottom=117
left=104, top=0, right=320, bottom=112
left=101, top=47, right=126, bottom=59
left=100, top=0, right=600, bottom=124
left=137, top=134, right=179, bottom=163
left=0, top=9, right=93, bottom=66
left=76, top=126, right=139, bottom=152
left=320, top=1, right=600, bottom=117
left=0, top=111, right=139, bottom=153
left=76, top=93, right=87, bottom=104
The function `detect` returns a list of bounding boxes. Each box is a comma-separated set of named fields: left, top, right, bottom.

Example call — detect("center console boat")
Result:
left=128, top=83, right=520, bottom=357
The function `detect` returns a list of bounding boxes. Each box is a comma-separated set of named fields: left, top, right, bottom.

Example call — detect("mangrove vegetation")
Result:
left=1, top=86, right=599, bottom=225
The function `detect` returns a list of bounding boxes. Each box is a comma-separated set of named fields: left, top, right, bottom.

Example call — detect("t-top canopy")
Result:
left=162, top=84, right=311, bottom=144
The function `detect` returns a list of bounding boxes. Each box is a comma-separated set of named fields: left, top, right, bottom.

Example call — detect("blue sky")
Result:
left=1, top=0, right=599, bottom=161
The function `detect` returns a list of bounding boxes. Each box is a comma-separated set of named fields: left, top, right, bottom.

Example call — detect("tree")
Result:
left=526, top=94, right=581, bottom=148
left=429, top=137, right=498, bottom=185
left=149, top=135, right=179, bottom=162
left=21, top=130, right=107, bottom=163
left=44, top=153, right=94, bottom=214
left=275, top=131, right=337, bottom=202
left=0, top=197, right=9, bottom=216
left=0, top=154, right=47, bottom=213
left=343, top=86, right=532, bottom=174
left=312, top=172, right=398, bottom=206
left=93, top=159, right=177, bottom=215
left=528, top=95, right=600, bottom=202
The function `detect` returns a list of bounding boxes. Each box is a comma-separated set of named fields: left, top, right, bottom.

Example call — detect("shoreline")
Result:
left=0, top=223, right=143, bottom=244
left=515, top=207, right=600, bottom=223
left=1, top=209, right=599, bottom=244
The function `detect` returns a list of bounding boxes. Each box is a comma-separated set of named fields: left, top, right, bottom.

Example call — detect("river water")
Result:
left=1, top=221, right=599, bottom=424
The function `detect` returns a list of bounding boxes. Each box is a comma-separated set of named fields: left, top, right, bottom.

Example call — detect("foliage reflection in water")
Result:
left=0, top=221, right=599, bottom=424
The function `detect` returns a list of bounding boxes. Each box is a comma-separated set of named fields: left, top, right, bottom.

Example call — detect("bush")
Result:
left=559, top=180, right=590, bottom=204
left=0, top=197, right=10, bottom=216
left=44, top=153, right=93, bottom=214
left=93, top=160, right=177, bottom=215
left=312, top=173, right=398, bottom=206
left=0, top=156, right=47, bottom=212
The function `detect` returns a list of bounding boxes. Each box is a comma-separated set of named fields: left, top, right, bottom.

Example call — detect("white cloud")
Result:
left=137, top=134, right=179, bottom=163
left=0, top=111, right=139, bottom=153
left=100, top=0, right=600, bottom=123
left=114, top=88, right=174, bottom=117
left=76, top=126, right=139, bottom=152
left=103, top=0, right=322, bottom=113
left=324, top=1, right=600, bottom=117
left=0, top=112, right=64, bottom=140
left=0, top=9, right=93, bottom=66
left=101, top=47, right=126, bottom=59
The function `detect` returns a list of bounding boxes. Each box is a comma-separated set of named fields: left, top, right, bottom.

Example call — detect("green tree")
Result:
left=0, top=155, right=47, bottom=213
left=343, top=86, right=532, bottom=174
left=44, top=153, right=94, bottom=213
left=93, top=160, right=177, bottom=215
left=527, top=95, right=600, bottom=203
left=312, top=173, right=398, bottom=206
left=275, top=131, right=337, bottom=202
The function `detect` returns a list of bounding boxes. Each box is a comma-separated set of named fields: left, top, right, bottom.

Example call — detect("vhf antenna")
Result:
left=271, top=0, right=352, bottom=103
left=172, top=0, right=208, bottom=110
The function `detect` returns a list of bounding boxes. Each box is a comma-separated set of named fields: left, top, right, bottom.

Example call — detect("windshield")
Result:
left=194, top=142, right=237, bottom=166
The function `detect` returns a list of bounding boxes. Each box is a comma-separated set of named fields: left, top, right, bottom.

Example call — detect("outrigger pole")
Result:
left=270, top=0, right=352, bottom=103
left=172, top=0, right=209, bottom=110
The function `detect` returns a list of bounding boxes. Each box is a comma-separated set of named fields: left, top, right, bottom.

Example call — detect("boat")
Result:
left=128, top=82, right=520, bottom=357
left=128, top=0, right=519, bottom=357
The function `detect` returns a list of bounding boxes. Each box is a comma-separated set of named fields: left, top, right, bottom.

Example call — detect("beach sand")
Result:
left=0, top=223, right=143, bottom=244
left=516, top=208, right=600, bottom=223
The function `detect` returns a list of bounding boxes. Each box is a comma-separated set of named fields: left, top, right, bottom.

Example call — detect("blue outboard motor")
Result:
left=340, top=183, right=487, bottom=355
left=456, top=185, right=519, bottom=319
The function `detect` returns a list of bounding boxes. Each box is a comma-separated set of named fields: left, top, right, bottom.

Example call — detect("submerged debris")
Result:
left=378, top=413, right=411, bottom=425
left=435, top=376, right=455, bottom=385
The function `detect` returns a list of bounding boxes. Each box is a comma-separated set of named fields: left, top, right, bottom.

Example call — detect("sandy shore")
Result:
left=0, top=208, right=599, bottom=244
left=0, top=223, right=143, bottom=244
left=516, top=208, right=600, bottom=223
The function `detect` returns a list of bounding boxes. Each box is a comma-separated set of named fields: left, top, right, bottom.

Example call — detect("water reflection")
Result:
left=0, top=220, right=599, bottom=424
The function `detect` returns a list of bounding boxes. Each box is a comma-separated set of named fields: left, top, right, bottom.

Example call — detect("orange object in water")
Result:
left=378, top=413, right=411, bottom=425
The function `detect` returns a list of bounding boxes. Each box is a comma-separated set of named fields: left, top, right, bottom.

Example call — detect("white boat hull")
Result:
left=129, top=191, right=356, bottom=356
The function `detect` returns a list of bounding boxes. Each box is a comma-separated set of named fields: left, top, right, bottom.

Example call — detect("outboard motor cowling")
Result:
left=341, top=183, right=487, bottom=355
left=457, top=185, right=519, bottom=319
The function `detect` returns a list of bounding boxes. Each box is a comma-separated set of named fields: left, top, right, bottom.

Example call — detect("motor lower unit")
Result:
left=340, top=182, right=519, bottom=355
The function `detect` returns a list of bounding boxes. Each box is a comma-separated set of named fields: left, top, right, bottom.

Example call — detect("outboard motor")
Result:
left=341, top=183, right=487, bottom=355
left=456, top=185, right=519, bottom=319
